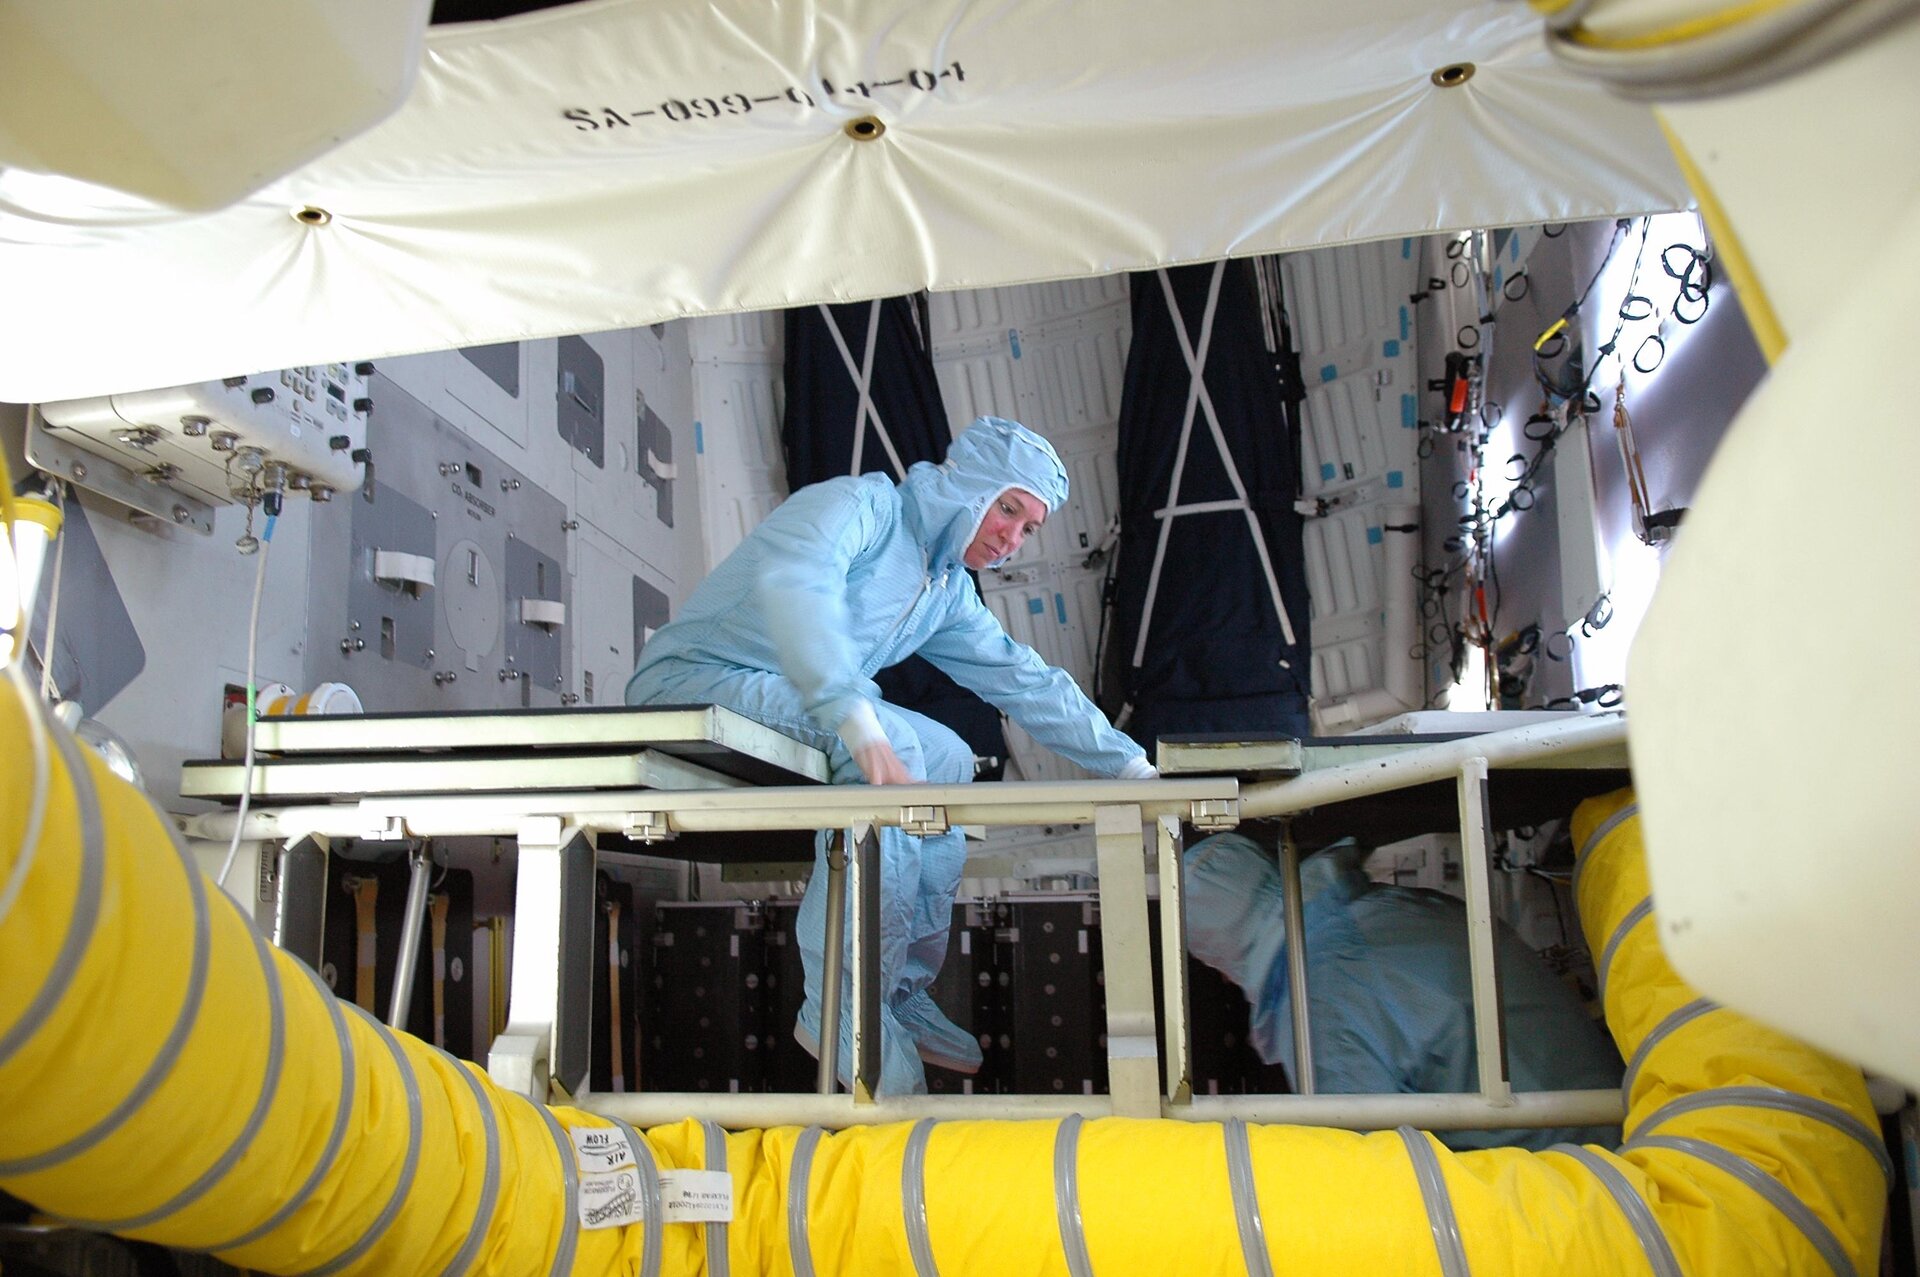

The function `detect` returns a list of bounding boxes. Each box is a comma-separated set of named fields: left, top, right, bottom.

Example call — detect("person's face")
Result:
left=963, top=487, right=1048, bottom=570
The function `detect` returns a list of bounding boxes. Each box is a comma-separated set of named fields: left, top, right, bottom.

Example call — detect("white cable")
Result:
left=0, top=629, right=52, bottom=933
left=38, top=483, right=66, bottom=704
left=217, top=536, right=271, bottom=892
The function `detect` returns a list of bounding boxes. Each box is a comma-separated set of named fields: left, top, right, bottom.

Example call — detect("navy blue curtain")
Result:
left=1107, top=261, right=1311, bottom=745
left=782, top=297, right=1010, bottom=776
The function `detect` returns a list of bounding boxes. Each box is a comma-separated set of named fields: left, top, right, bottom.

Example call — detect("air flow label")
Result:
left=572, top=1127, right=635, bottom=1174
left=660, top=1169, right=735, bottom=1222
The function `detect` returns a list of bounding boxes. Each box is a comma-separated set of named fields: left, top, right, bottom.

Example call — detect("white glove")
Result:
left=838, top=702, right=915, bottom=785
left=1117, top=755, right=1159, bottom=781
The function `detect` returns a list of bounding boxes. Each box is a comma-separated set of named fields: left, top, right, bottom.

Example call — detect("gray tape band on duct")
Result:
left=307, top=1007, right=427, bottom=1277
left=1632, top=1086, right=1894, bottom=1185
left=609, top=1117, right=663, bottom=1277
left=903, top=1118, right=941, bottom=1277
left=68, top=924, right=289, bottom=1231
left=703, top=1120, right=731, bottom=1277
left=1053, top=1114, right=1094, bottom=1277
left=1224, top=1118, right=1276, bottom=1277
left=1625, top=1134, right=1858, bottom=1277
left=433, top=1046, right=505, bottom=1277
left=0, top=726, right=104, bottom=1070
left=1550, top=1144, right=1682, bottom=1277
left=200, top=959, right=359, bottom=1256
left=1572, top=801, right=1638, bottom=902
left=1596, top=896, right=1653, bottom=1004
left=1621, top=998, right=1719, bottom=1102
left=1397, top=1126, right=1472, bottom=1277
left=788, top=1126, right=824, bottom=1277
left=0, top=775, right=212, bottom=1177
left=535, top=1102, right=580, bottom=1277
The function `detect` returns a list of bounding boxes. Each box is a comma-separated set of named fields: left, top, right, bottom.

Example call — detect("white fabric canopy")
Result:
left=0, top=0, right=1690, bottom=402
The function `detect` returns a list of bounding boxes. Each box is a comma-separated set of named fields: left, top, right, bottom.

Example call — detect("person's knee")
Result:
left=918, top=723, right=974, bottom=785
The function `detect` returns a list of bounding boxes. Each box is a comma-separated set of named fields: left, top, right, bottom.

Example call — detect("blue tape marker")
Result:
left=1055, top=593, right=1067, bottom=624
left=1402, top=394, right=1417, bottom=428
left=1400, top=307, right=1409, bottom=342
left=263, top=514, right=277, bottom=543
left=694, top=421, right=705, bottom=454
left=1320, top=462, right=1336, bottom=482
left=1319, top=363, right=1338, bottom=383
left=1027, top=598, right=1044, bottom=615
left=1367, top=526, right=1383, bottom=545
left=1510, top=235, right=1520, bottom=262
left=1401, top=238, right=1412, bottom=259
left=1009, top=329, right=1023, bottom=359
left=1383, top=340, right=1400, bottom=358
left=1494, top=267, right=1504, bottom=294
left=1387, top=470, right=1404, bottom=489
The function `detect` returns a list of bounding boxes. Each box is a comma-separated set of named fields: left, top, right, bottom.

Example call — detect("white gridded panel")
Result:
left=689, top=313, right=788, bottom=571
left=1300, top=377, right=1393, bottom=499
left=933, top=349, right=1023, bottom=435
left=1312, top=635, right=1381, bottom=702
left=697, top=308, right=784, bottom=363
left=1020, top=275, right=1131, bottom=325
left=1302, top=507, right=1383, bottom=623
left=1061, top=568, right=1107, bottom=678
left=1028, top=445, right=1119, bottom=566
left=1283, top=238, right=1408, bottom=355
left=1281, top=240, right=1422, bottom=713
left=1019, top=323, right=1130, bottom=438
left=927, top=287, right=1020, bottom=351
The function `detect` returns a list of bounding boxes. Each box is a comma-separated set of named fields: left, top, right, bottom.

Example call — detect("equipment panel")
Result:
left=34, top=365, right=371, bottom=527
left=307, top=374, right=571, bottom=711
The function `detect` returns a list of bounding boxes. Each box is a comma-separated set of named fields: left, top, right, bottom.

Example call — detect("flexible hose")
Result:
left=0, top=678, right=1890, bottom=1274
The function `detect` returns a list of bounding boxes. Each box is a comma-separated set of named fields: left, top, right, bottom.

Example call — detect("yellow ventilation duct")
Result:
left=0, top=677, right=1890, bottom=1274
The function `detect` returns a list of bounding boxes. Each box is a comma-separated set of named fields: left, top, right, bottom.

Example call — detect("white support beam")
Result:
left=1155, top=815, right=1192, bottom=1105
left=585, top=1088, right=1628, bottom=1132
left=1094, top=804, right=1160, bottom=1118
left=489, top=820, right=575, bottom=1098
left=1457, top=757, right=1513, bottom=1107
left=1239, top=714, right=1626, bottom=818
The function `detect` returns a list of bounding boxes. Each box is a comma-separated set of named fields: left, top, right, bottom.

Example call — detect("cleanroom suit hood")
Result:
left=899, top=413, right=1071, bottom=572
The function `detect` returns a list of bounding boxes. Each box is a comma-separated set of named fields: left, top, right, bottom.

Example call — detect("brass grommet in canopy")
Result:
left=293, top=205, right=332, bottom=226
left=1431, top=63, right=1476, bottom=88
left=844, top=116, right=886, bottom=141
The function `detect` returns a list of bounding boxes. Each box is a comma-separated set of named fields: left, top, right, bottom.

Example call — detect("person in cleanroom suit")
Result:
left=1183, top=831, right=1625, bottom=1150
left=626, top=416, right=1155, bottom=1094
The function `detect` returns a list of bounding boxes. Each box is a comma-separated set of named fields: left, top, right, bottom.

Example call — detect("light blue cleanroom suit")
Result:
left=1183, top=832, right=1625, bottom=1150
left=626, top=416, right=1150, bottom=1093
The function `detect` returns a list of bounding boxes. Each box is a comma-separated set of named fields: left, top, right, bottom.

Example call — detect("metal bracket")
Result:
left=1188, top=797, right=1240, bottom=831
left=899, top=804, right=949, bottom=836
left=363, top=814, right=412, bottom=842
left=622, top=810, right=674, bottom=843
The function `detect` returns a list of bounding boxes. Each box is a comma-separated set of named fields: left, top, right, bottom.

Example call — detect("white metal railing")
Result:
left=190, top=713, right=1630, bottom=1131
